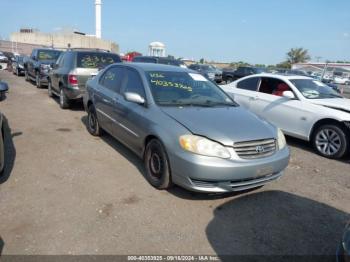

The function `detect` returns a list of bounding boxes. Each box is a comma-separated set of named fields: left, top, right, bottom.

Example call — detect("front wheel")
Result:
left=144, top=139, right=172, bottom=190
left=87, top=105, right=102, bottom=136
left=312, top=124, right=348, bottom=159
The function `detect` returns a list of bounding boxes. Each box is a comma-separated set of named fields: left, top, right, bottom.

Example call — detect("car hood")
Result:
left=161, top=106, right=276, bottom=146
left=310, top=98, right=350, bottom=113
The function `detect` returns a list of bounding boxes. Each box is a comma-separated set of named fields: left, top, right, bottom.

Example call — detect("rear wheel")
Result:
left=87, top=105, right=102, bottom=136
left=35, top=72, right=42, bottom=88
left=312, top=124, right=348, bottom=159
left=144, top=139, right=172, bottom=190
left=59, top=88, right=70, bottom=109
left=25, top=70, right=29, bottom=81
left=48, top=80, right=54, bottom=97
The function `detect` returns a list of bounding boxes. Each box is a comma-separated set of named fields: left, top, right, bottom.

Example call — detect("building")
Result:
left=9, top=30, right=119, bottom=54
left=292, top=62, right=350, bottom=77
left=148, top=42, right=166, bottom=57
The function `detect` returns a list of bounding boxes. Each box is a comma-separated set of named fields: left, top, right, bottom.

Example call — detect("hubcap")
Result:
left=150, top=152, right=162, bottom=177
left=316, top=129, right=341, bottom=156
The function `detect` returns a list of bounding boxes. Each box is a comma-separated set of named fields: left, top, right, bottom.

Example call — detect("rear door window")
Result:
left=100, top=66, right=124, bottom=93
left=237, top=77, right=260, bottom=91
left=77, top=52, right=121, bottom=69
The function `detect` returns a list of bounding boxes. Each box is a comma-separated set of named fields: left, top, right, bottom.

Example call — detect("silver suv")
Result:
left=48, top=49, right=121, bottom=109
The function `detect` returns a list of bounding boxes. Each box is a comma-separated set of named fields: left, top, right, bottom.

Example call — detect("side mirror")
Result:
left=0, top=81, right=9, bottom=101
left=124, top=92, right=145, bottom=105
left=282, top=91, right=295, bottom=99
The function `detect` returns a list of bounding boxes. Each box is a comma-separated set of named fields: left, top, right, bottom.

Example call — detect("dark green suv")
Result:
left=48, top=49, right=121, bottom=109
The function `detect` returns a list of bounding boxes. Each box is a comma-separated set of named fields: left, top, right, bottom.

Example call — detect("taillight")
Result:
left=68, top=74, right=78, bottom=85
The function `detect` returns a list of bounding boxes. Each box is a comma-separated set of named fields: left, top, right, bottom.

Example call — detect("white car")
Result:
left=222, top=74, right=350, bottom=159
left=333, top=76, right=349, bottom=85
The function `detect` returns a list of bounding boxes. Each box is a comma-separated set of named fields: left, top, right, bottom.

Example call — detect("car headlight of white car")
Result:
left=179, top=135, right=231, bottom=159
left=277, top=128, right=287, bottom=150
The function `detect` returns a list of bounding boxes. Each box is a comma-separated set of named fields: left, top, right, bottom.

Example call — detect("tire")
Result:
left=144, top=139, right=172, bottom=190
left=48, top=80, right=54, bottom=98
left=59, top=88, right=70, bottom=109
left=35, top=72, right=42, bottom=88
left=226, top=76, right=233, bottom=84
left=25, top=70, right=29, bottom=81
left=87, top=105, right=102, bottom=136
left=312, top=124, right=348, bottom=159
left=0, top=129, right=4, bottom=175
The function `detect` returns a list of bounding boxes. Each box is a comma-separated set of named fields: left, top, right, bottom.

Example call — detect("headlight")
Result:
left=179, top=135, right=231, bottom=159
left=277, top=128, right=287, bottom=150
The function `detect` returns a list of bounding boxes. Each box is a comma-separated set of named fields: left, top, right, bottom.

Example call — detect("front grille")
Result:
left=233, top=138, right=276, bottom=159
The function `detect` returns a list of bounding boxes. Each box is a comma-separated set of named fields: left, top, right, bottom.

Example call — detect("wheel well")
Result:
left=143, top=135, right=159, bottom=157
left=87, top=100, right=93, bottom=109
left=310, top=118, right=349, bottom=140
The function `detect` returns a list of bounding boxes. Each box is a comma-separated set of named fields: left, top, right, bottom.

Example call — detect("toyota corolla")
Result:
left=83, top=63, right=290, bottom=193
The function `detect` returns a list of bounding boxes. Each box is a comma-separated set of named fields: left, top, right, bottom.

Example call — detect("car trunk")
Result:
left=74, top=68, right=99, bottom=90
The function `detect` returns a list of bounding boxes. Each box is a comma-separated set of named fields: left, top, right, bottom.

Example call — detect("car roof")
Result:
left=242, top=73, right=313, bottom=81
left=120, top=62, right=192, bottom=72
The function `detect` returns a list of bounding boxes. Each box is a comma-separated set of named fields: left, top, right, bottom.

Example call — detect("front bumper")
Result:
left=169, top=147, right=290, bottom=193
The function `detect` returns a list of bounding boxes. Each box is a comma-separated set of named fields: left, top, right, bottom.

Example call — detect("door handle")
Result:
left=249, top=96, right=258, bottom=101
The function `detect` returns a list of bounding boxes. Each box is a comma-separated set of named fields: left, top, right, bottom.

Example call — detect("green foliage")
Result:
left=286, top=47, right=311, bottom=64
left=199, top=58, right=205, bottom=64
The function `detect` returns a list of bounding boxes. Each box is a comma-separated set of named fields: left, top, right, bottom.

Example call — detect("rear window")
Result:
left=37, top=50, right=62, bottom=61
left=77, top=52, right=121, bottom=69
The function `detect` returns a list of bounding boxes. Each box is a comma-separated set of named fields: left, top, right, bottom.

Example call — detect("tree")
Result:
left=199, top=58, right=205, bottom=64
left=286, top=48, right=311, bottom=64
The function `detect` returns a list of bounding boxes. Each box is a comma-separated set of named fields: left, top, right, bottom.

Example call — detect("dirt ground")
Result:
left=0, top=70, right=349, bottom=259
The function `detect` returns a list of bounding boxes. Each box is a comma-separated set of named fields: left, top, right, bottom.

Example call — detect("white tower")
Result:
left=95, top=0, right=102, bottom=38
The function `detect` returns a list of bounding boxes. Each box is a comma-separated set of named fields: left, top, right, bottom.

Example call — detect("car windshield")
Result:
left=290, top=79, right=343, bottom=99
left=37, top=50, right=62, bottom=61
left=77, top=52, right=121, bottom=69
left=147, top=71, right=237, bottom=107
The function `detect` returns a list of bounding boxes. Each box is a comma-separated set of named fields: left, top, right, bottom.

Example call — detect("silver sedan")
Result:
left=84, top=63, right=290, bottom=193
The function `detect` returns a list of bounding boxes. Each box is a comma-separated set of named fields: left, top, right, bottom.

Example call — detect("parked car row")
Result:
left=6, top=47, right=350, bottom=260
left=10, top=52, right=291, bottom=193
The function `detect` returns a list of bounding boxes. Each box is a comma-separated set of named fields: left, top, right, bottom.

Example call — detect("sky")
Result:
left=0, top=0, right=350, bottom=64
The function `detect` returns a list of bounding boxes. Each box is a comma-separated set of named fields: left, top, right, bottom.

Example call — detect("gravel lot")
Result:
left=0, top=70, right=349, bottom=259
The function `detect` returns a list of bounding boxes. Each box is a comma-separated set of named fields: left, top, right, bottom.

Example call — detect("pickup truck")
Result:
left=24, top=48, right=62, bottom=88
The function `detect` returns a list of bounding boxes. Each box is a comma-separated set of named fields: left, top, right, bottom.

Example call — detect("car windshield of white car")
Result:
left=147, top=71, right=237, bottom=107
left=290, top=79, right=343, bottom=99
